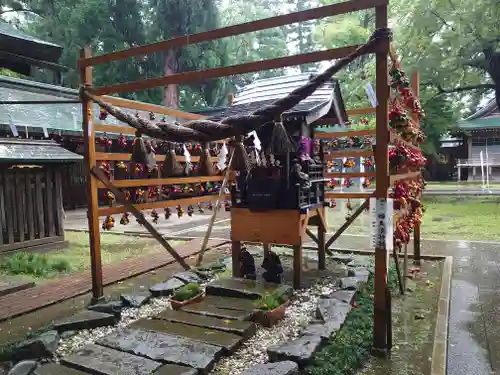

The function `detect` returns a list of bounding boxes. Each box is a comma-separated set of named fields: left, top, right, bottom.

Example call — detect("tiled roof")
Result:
left=0, top=138, right=83, bottom=163
left=207, top=73, right=342, bottom=121
left=458, top=99, right=500, bottom=130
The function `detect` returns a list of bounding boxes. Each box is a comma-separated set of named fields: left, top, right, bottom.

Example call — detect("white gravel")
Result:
left=209, top=280, right=338, bottom=375
left=55, top=297, right=172, bottom=358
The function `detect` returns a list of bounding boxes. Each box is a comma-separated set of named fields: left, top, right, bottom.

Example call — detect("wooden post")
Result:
left=411, top=71, right=422, bottom=265
left=232, top=240, right=242, bottom=277
left=317, top=225, right=326, bottom=270
left=293, top=244, right=302, bottom=289
left=80, top=47, right=104, bottom=303
left=372, top=4, right=390, bottom=357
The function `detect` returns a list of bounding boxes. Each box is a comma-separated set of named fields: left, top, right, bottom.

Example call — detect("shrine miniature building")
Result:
left=209, top=73, right=348, bottom=288
left=0, top=138, right=82, bottom=253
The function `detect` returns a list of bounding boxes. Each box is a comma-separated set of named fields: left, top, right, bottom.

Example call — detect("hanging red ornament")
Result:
left=343, top=159, right=356, bottom=168
left=99, top=162, right=112, bottom=179
left=344, top=178, right=354, bottom=188
left=135, top=188, right=145, bottom=203
left=327, top=179, right=337, bottom=189
left=151, top=209, right=159, bottom=224
left=99, top=108, right=108, bottom=121
left=117, top=133, right=127, bottom=149
left=363, top=157, right=374, bottom=168
left=120, top=212, right=130, bottom=225
left=164, top=207, right=172, bottom=219
left=207, top=201, right=213, bottom=211
left=102, top=215, right=115, bottom=230
left=177, top=205, right=184, bottom=218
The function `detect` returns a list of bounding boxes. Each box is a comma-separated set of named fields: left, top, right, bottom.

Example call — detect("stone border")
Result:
left=430, top=255, right=452, bottom=375
left=302, top=246, right=448, bottom=261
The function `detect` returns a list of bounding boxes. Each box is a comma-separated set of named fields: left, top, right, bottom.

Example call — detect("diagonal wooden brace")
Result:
left=325, top=198, right=369, bottom=250
left=91, top=166, right=191, bottom=271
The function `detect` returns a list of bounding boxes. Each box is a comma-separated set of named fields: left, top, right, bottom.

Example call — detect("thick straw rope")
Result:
left=81, top=29, right=391, bottom=142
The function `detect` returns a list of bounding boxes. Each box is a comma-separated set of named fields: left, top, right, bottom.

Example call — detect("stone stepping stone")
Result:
left=325, top=290, right=356, bottom=306
left=34, top=363, right=91, bottom=375
left=14, top=330, right=59, bottom=361
left=339, top=276, right=359, bottom=290
left=150, top=278, right=185, bottom=297
left=88, top=300, right=123, bottom=319
left=316, top=298, right=351, bottom=323
left=120, top=294, right=151, bottom=308
left=348, top=267, right=370, bottom=282
left=203, top=295, right=257, bottom=312
left=181, top=300, right=254, bottom=321
left=153, top=364, right=197, bottom=375
left=155, top=309, right=256, bottom=338
left=302, top=320, right=341, bottom=341
left=60, top=343, right=161, bottom=375
left=96, top=327, right=223, bottom=374
left=268, top=335, right=323, bottom=368
left=205, top=277, right=280, bottom=300
left=53, top=310, right=116, bottom=333
left=330, top=254, right=353, bottom=265
left=130, top=319, right=243, bottom=353
left=240, top=361, right=299, bottom=375
left=174, top=271, right=203, bottom=284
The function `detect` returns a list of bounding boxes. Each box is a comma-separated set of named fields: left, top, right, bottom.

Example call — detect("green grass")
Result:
left=323, top=196, right=500, bottom=242
left=0, top=232, right=185, bottom=283
left=305, top=266, right=399, bottom=375
left=426, top=181, right=500, bottom=189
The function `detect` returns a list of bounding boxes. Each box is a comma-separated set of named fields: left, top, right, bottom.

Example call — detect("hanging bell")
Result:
left=131, top=131, right=150, bottom=165
left=199, top=142, right=215, bottom=176
left=162, top=142, right=184, bottom=177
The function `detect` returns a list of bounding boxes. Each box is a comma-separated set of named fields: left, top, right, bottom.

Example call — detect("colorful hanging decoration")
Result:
left=363, top=157, right=374, bottom=168
left=98, top=108, right=109, bottom=121
left=149, top=112, right=156, bottom=120
left=176, top=205, right=184, bottom=218
left=99, top=161, right=112, bottom=179
left=343, top=178, right=354, bottom=188
left=207, top=201, right=213, bottom=211
left=343, top=158, right=356, bottom=168
left=164, top=207, right=172, bottom=219
left=362, top=178, right=374, bottom=188
left=187, top=205, right=194, bottom=217
left=106, top=191, right=114, bottom=206
left=345, top=199, right=353, bottom=221
left=135, top=188, right=145, bottom=203
left=134, top=163, right=144, bottom=176
left=97, top=133, right=112, bottom=148
left=224, top=200, right=231, bottom=212
left=102, top=215, right=115, bottom=230
left=327, top=179, right=337, bottom=189
left=151, top=209, right=159, bottom=224
left=197, top=202, right=204, bottom=213
left=120, top=212, right=130, bottom=225
left=148, top=187, right=161, bottom=201
left=117, top=134, right=127, bottom=149
left=116, top=161, right=127, bottom=171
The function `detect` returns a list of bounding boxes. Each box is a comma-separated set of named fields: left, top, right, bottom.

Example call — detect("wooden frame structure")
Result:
left=78, top=0, right=418, bottom=355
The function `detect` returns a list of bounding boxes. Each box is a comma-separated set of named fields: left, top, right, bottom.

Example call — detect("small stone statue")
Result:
left=262, top=251, right=283, bottom=284
left=240, top=246, right=256, bottom=280
left=291, top=162, right=311, bottom=190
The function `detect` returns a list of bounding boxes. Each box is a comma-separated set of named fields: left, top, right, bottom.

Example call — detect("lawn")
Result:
left=0, top=232, right=185, bottom=284
left=324, top=196, right=500, bottom=242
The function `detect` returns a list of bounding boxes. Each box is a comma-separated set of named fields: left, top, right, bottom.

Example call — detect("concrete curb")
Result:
left=431, top=255, right=452, bottom=375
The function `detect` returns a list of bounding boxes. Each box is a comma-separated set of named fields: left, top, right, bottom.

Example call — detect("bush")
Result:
left=255, top=289, right=289, bottom=311
left=171, top=283, right=201, bottom=301
left=0, top=252, right=72, bottom=278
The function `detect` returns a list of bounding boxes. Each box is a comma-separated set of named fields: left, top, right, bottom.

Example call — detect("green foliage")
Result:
left=255, top=289, right=289, bottom=310
left=305, top=266, right=398, bottom=375
left=0, top=252, right=71, bottom=277
left=171, top=283, right=201, bottom=301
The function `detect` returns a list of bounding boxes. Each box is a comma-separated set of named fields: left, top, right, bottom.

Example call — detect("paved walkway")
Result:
left=0, top=238, right=227, bottom=321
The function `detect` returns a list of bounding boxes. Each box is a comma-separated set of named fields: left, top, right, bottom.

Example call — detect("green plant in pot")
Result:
left=254, top=291, right=289, bottom=327
left=169, top=283, right=203, bottom=310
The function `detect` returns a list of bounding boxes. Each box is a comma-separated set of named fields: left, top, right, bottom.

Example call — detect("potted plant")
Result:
left=169, top=283, right=204, bottom=310
left=254, top=292, right=290, bottom=327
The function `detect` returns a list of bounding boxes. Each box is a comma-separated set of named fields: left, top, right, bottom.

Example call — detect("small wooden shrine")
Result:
left=227, top=77, right=348, bottom=288
left=0, top=138, right=82, bottom=253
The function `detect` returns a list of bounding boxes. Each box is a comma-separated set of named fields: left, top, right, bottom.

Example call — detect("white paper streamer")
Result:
left=217, top=142, right=228, bottom=171
left=250, top=131, right=262, bottom=151
left=183, top=144, right=191, bottom=164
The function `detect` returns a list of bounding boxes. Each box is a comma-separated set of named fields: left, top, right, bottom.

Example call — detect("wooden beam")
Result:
left=325, top=150, right=373, bottom=159
left=315, top=129, right=376, bottom=139
left=96, top=176, right=225, bottom=189
left=99, top=96, right=206, bottom=120
left=326, top=171, right=376, bottom=178
left=98, top=194, right=231, bottom=216
left=90, top=46, right=360, bottom=96
left=411, top=71, right=422, bottom=265
left=325, top=192, right=371, bottom=199
left=305, top=228, right=319, bottom=245
left=94, top=152, right=218, bottom=163
left=78, top=0, right=388, bottom=68
left=80, top=47, right=104, bottom=303
left=389, top=171, right=420, bottom=184
left=91, top=166, right=191, bottom=271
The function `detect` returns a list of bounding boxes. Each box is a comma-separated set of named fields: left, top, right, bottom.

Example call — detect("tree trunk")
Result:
left=164, top=49, right=179, bottom=108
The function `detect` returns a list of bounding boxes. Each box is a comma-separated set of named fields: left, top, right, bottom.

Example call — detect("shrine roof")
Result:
left=0, top=138, right=82, bottom=164
left=458, top=99, right=500, bottom=131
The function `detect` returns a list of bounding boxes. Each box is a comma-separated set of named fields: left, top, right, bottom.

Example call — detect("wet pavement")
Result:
left=63, top=210, right=500, bottom=374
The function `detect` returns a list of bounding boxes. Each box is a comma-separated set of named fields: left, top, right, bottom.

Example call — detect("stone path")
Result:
left=40, top=264, right=368, bottom=375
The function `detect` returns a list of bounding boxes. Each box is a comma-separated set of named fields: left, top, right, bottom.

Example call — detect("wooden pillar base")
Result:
left=90, top=296, right=106, bottom=305
left=371, top=347, right=390, bottom=358
left=232, top=240, right=242, bottom=278
left=318, top=226, right=326, bottom=270
left=293, top=244, right=302, bottom=289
